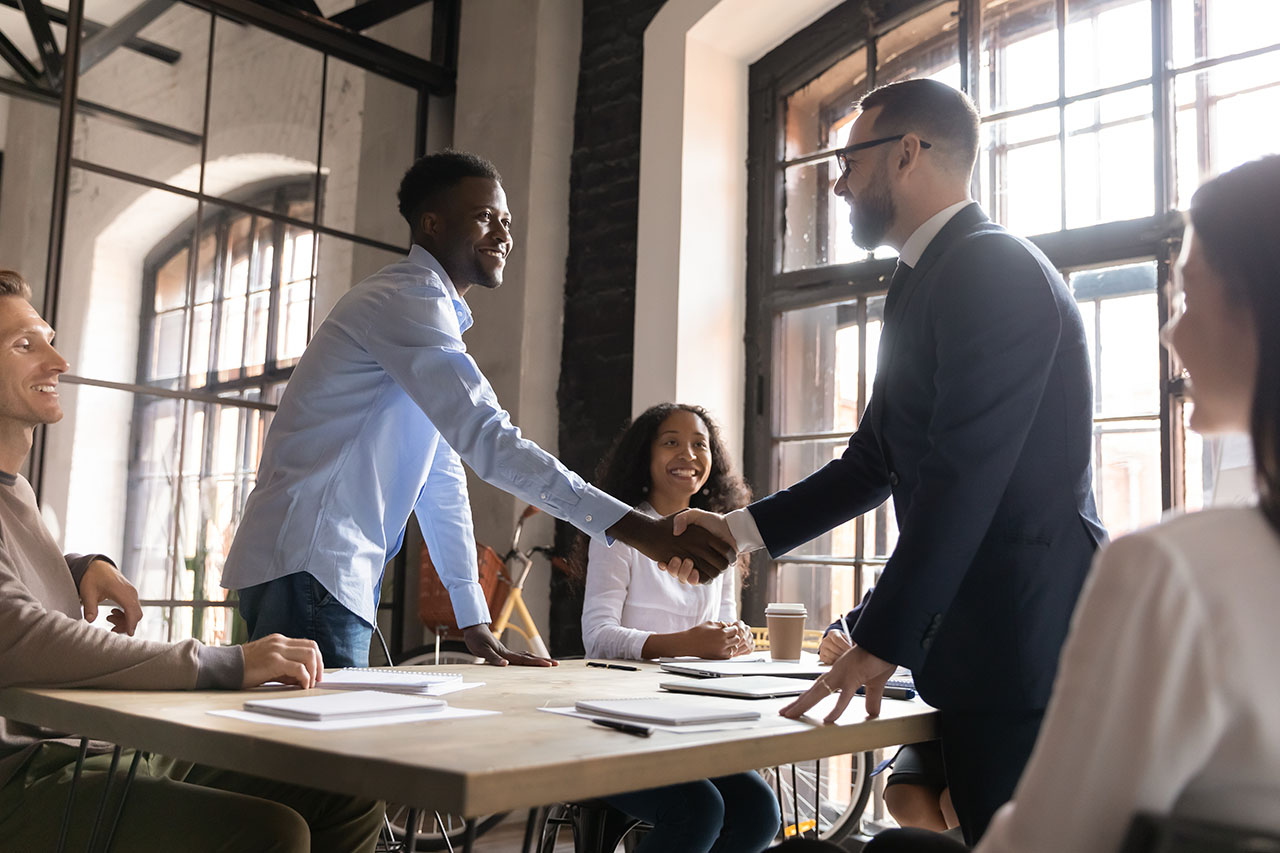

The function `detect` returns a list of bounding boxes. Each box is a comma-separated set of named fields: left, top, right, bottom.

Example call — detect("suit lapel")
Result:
left=869, top=203, right=990, bottom=435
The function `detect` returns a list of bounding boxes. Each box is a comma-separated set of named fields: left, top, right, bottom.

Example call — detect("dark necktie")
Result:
left=884, top=261, right=912, bottom=322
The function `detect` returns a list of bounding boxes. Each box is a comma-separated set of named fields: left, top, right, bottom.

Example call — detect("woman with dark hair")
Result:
left=579, top=403, right=779, bottom=853
left=788, top=156, right=1280, bottom=853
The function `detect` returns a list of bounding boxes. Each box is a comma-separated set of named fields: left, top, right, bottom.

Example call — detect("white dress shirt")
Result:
left=582, top=503, right=738, bottom=660
left=223, top=244, right=630, bottom=628
left=724, top=200, right=973, bottom=554
left=977, top=506, right=1280, bottom=852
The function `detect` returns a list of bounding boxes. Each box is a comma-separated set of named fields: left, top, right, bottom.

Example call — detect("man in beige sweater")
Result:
left=0, top=270, right=383, bottom=851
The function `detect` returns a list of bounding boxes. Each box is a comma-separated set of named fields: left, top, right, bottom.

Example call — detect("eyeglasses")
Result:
left=834, top=134, right=932, bottom=176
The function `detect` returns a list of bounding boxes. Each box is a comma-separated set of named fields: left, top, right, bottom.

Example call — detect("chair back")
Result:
left=1119, top=812, right=1280, bottom=853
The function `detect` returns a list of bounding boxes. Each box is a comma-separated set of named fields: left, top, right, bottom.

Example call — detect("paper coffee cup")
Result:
left=765, top=602, right=807, bottom=662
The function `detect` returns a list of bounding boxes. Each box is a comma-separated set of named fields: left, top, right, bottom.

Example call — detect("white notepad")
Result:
left=574, top=697, right=761, bottom=726
left=321, top=667, right=463, bottom=695
left=244, top=690, right=446, bottom=721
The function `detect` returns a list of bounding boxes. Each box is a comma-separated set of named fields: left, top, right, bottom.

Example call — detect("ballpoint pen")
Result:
left=586, top=662, right=639, bottom=671
left=590, top=718, right=653, bottom=737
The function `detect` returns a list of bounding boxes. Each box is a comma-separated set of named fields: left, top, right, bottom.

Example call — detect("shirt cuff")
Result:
left=725, top=508, right=766, bottom=553
left=196, top=644, right=245, bottom=689
left=572, top=486, right=631, bottom=545
left=66, top=553, right=116, bottom=590
left=449, top=583, right=492, bottom=630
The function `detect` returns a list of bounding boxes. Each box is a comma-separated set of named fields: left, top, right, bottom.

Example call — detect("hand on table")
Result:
left=463, top=624, right=557, bottom=667
left=242, top=634, right=323, bottom=688
left=818, top=629, right=852, bottom=665
left=685, top=620, right=754, bottom=659
left=79, top=559, right=143, bottom=636
left=780, top=644, right=895, bottom=722
left=608, top=509, right=735, bottom=584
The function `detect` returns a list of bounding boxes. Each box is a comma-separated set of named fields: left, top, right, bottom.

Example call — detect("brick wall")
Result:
left=550, top=0, right=667, bottom=655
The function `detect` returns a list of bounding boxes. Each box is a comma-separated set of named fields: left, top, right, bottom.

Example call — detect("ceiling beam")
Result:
left=78, top=0, right=174, bottom=74
left=0, top=27, right=40, bottom=85
left=16, top=0, right=62, bottom=86
left=328, top=0, right=430, bottom=33
left=0, top=0, right=181, bottom=64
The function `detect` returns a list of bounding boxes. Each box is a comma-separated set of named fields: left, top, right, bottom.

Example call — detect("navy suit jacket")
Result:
left=751, top=203, right=1106, bottom=712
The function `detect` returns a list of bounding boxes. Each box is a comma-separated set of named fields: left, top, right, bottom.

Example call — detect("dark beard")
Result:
left=850, top=172, right=895, bottom=250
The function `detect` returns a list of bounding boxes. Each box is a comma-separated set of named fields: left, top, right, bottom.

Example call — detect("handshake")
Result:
left=606, top=508, right=741, bottom=584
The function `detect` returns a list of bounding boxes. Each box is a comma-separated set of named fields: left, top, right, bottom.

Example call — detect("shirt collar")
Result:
left=408, top=243, right=473, bottom=333
left=898, top=200, right=972, bottom=268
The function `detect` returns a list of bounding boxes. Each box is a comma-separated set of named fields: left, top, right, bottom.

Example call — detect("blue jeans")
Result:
left=603, top=771, right=780, bottom=853
left=238, top=573, right=373, bottom=668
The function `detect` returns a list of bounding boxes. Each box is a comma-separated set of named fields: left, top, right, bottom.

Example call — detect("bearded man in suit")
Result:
left=668, top=78, right=1106, bottom=844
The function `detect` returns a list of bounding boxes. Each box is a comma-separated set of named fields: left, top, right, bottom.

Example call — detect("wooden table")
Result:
left=0, top=661, right=937, bottom=845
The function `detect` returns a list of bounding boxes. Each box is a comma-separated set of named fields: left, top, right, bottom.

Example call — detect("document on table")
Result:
left=320, top=668, right=471, bottom=695
left=211, top=702, right=499, bottom=731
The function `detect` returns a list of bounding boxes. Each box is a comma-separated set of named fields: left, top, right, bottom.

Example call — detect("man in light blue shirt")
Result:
left=222, top=151, right=732, bottom=667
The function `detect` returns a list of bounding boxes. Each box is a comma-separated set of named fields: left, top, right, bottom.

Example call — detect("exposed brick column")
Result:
left=550, top=0, right=667, bottom=656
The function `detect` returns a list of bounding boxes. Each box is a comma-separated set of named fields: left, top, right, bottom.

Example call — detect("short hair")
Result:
left=0, top=270, right=32, bottom=299
left=1188, top=155, right=1280, bottom=533
left=397, top=150, right=503, bottom=230
left=857, top=79, right=980, bottom=178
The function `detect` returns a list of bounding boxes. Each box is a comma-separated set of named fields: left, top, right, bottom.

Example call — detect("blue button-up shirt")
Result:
left=222, top=245, right=630, bottom=628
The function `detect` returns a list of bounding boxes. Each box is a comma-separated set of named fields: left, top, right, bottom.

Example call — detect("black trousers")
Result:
left=939, top=707, right=1044, bottom=844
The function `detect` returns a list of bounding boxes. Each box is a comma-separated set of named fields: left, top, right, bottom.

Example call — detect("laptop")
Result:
left=659, top=675, right=811, bottom=699
left=574, top=697, right=761, bottom=726
left=658, top=658, right=827, bottom=679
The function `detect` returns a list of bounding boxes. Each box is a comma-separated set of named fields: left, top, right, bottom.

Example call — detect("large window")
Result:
left=745, top=0, right=1278, bottom=627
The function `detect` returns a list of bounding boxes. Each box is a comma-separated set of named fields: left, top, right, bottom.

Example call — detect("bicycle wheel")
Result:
left=379, top=647, right=500, bottom=850
left=761, top=751, right=874, bottom=845
left=382, top=807, right=508, bottom=852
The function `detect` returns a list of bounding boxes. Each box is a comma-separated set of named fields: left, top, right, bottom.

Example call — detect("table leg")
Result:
left=55, top=738, right=90, bottom=853
left=461, top=819, right=478, bottom=853
left=404, top=808, right=419, bottom=853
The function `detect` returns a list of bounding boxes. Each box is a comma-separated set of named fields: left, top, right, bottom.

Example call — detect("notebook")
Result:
left=659, top=675, right=810, bottom=699
left=244, top=690, right=447, bottom=721
left=321, top=667, right=463, bottom=695
left=574, top=697, right=761, bottom=726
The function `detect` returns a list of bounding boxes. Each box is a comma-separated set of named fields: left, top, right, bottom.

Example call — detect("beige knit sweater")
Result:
left=0, top=470, right=242, bottom=787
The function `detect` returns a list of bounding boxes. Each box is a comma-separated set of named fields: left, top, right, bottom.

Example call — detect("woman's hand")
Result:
left=684, top=621, right=747, bottom=659
left=819, top=629, right=852, bottom=665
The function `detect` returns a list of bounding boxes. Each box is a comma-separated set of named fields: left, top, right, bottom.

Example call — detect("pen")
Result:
left=586, top=662, right=639, bottom=671
left=839, top=610, right=851, bottom=640
left=590, top=718, right=653, bottom=737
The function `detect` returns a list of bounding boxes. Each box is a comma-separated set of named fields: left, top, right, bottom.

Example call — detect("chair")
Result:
left=1119, top=812, right=1280, bottom=853
left=528, top=800, right=648, bottom=853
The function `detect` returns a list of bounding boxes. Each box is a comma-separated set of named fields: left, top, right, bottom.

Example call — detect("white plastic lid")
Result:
left=765, top=602, right=807, bottom=615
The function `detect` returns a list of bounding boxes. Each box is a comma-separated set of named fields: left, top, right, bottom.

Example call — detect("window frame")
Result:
left=740, top=0, right=1261, bottom=623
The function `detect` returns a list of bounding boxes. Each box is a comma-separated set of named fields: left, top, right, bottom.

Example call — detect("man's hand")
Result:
left=462, top=624, right=557, bottom=667
left=818, top=629, right=852, bottom=665
left=79, top=560, right=143, bottom=636
left=242, top=634, right=323, bottom=689
left=653, top=508, right=738, bottom=584
left=607, top=509, right=734, bottom=584
left=780, top=644, right=895, bottom=722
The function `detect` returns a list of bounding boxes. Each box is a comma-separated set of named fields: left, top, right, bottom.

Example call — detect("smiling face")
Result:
left=1164, top=228, right=1257, bottom=435
left=420, top=177, right=513, bottom=294
left=646, top=409, right=713, bottom=515
left=0, top=296, right=69, bottom=468
left=832, top=108, right=899, bottom=251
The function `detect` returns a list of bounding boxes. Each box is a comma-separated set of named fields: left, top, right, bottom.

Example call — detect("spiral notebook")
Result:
left=574, top=697, right=761, bottom=726
left=321, top=667, right=464, bottom=695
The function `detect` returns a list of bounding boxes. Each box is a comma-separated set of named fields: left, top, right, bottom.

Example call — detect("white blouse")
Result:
left=978, top=507, right=1280, bottom=852
left=582, top=503, right=738, bottom=660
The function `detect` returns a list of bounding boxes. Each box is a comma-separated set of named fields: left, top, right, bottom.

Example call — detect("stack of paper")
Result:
left=244, top=690, right=446, bottom=722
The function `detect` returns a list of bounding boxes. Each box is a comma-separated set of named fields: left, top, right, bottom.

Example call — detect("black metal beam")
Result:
left=0, top=28, right=41, bottom=85
left=329, top=0, right=429, bottom=33
left=181, top=0, right=453, bottom=93
left=0, top=0, right=183, bottom=64
left=280, top=0, right=322, bottom=16
left=17, top=0, right=62, bottom=86
left=78, top=0, right=174, bottom=75
left=0, top=75, right=202, bottom=145
left=430, top=0, right=458, bottom=70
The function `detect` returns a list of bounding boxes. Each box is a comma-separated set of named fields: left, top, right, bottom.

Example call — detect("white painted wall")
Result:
left=634, top=0, right=844, bottom=468
left=450, top=0, right=582, bottom=653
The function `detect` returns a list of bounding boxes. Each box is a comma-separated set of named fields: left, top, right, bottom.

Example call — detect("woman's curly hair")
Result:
left=567, top=403, right=752, bottom=581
